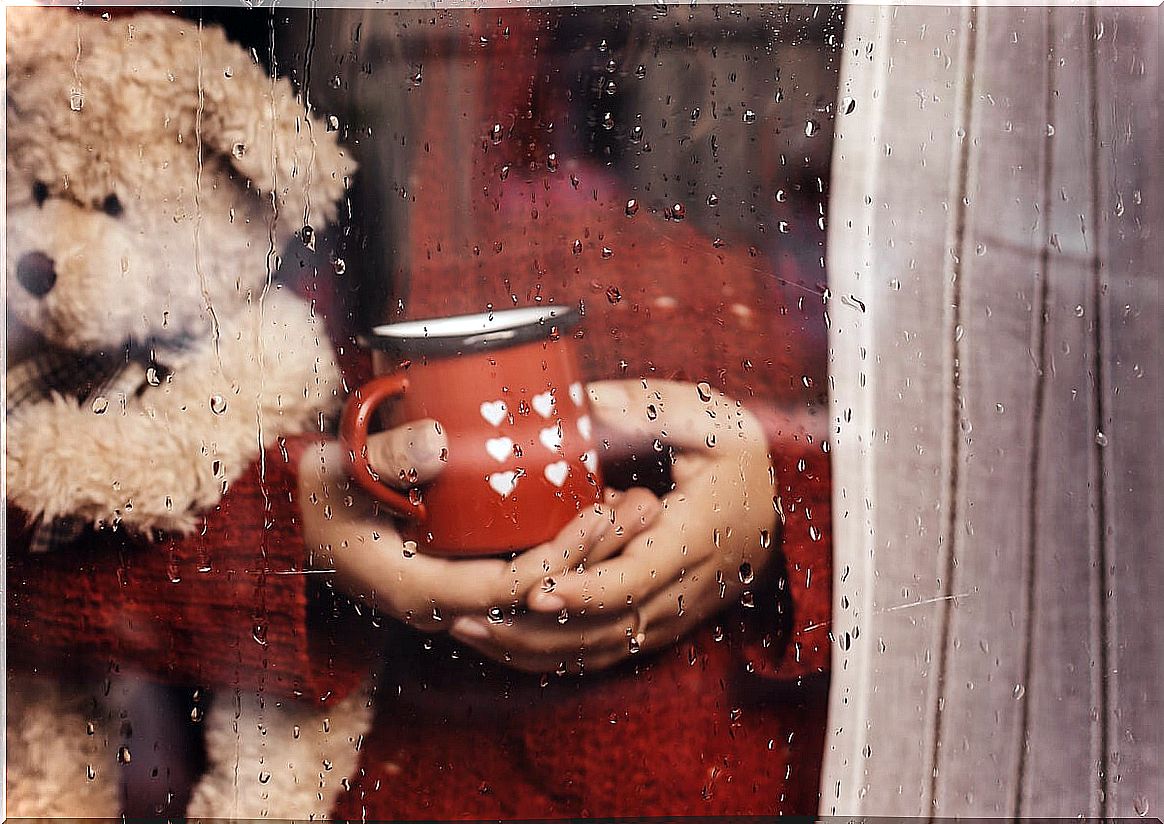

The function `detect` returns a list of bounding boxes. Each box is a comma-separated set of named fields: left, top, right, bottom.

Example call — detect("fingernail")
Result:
left=450, top=617, right=490, bottom=641
left=529, top=591, right=567, bottom=612
left=407, top=423, right=445, bottom=465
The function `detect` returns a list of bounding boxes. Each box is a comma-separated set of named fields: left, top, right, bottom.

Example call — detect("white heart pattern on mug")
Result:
left=488, top=470, right=519, bottom=498
left=531, top=391, right=555, bottom=418
left=485, top=437, right=514, bottom=463
left=581, top=451, right=598, bottom=475
left=544, top=460, right=569, bottom=488
left=569, top=382, right=585, bottom=406
left=539, top=424, right=563, bottom=453
left=480, top=400, right=508, bottom=427
left=577, top=415, right=592, bottom=441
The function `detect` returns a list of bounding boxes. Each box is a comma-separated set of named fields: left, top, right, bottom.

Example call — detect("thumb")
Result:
left=365, top=419, right=448, bottom=488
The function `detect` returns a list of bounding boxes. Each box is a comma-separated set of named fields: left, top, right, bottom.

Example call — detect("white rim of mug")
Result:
left=361, top=306, right=582, bottom=356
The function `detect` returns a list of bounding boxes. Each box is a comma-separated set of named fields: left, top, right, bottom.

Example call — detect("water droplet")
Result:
left=1074, top=304, right=1085, bottom=318
left=706, top=193, right=719, bottom=207
left=602, top=112, right=615, bottom=130
left=572, top=239, right=583, bottom=255
left=91, top=396, right=109, bottom=415
left=547, top=152, right=559, bottom=172
left=605, top=79, right=617, bottom=96
left=292, top=724, right=301, bottom=740
left=696, top=382, right=713, bottom=402
left=842, top=97, right=857, bottom=115
left=628, top=634, right=641, bottom=653
left=146, top=367, right=162, bottom=386
left=635, top=64, right=647, bottom=79
left=624, top=198, right=639, bottom=217
left=646, top=404, right=658, bottom=421
left=231, top=142, right=247, bottom=159
left=705, top=434, right=717, bottom=448
left=738, top=562, right=754, bottom=584
left=601, top=246, right=614, bottom=259
left=70, top=91, right=84, bottom=111
left=117, top=746, right=132, bottom=764
left=411, top=66, right=423, bottom=85
left=326, top=115, right=339, bottom=132
left=86, top=764, right=96, bottom=780
left=190, top=706, right=203, bottom=723
left=630, top=125, right=644, bottom=142
left=606, top=285, right=622, bottom=304
left=804, top=119, right=820, bottom=137
left=557, top=608, right=569, bottom=625
left=759, top=529, right=771, bottom=549
left=739, top=590, right=755, bottom=608
left=1013, top=683, right=1026, bottom=699
left=742, top=109, right=757, bottom=124
left=252, top=622, right=269, bottom=646
left=209, top=395, right=227, bottom=415
left=1133, top=795, right=1150, bottom=817
left=996, top=403, right=1005, bottom=413
left=669, top=202, right=686, bottom=221
left=408, top=487, right=424, bottom=506
left=487, top=607, right=504, bottom=624
left=690, top=106, right=702, bottom=123
left=258, top=770, right=271, bottom=784
left=490, top=123, right=503, bottom=144
left=1095, top=430, right=1108, bottom=447
left=401, top=541, right=417, bottom=558
left=1046, top=123, right=1056, bottom=137
left=332, top=256, right=347, bottom=275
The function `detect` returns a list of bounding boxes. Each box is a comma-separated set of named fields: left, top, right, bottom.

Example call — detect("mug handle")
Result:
left=340, top=375, right=428, bottom=521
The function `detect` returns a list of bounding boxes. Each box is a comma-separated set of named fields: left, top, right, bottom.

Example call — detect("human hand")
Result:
left=298, top=420, right=661, bottom=648
left=450, top=380, right=777, bottom=670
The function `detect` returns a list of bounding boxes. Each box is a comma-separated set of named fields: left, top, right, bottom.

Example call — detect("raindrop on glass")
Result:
left=696, top=382, right=713, bottom=402
left=606, top=285, right=622, bottom=304
left=625, top=198, right=639, bottom=217
left=490, top=123, right=503, bottom=144
left=670, top=202, right=686, bottom=221
left=602, top=112, right=615, bottom=130
left=117, top=746, right=132, bottom=764
left=706, top=193, right=719, bottom=207
left=804, top=119, right=821, bottom=137
left=91, top=396, right=109, bottom=415
left=209, top=395, right=227, bottom=415
left=742, top=109, right=757, bottom=124
left=842, top=97, right=857, bottom=115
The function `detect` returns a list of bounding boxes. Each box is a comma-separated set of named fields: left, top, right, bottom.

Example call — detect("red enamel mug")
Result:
left=341, top=306, right=602, bottom=556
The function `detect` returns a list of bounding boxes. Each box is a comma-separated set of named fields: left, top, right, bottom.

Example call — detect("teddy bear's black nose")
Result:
left=16, top=251, right=57, bottom=297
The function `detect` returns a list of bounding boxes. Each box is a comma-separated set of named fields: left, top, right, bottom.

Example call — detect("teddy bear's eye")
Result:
left=32, top=180, right=49, bottom=207
left=101, top=193, right=125, bottom=218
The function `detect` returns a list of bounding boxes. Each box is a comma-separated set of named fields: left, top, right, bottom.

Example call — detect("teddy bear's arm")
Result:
left=5, top=291, right=341, bottom=535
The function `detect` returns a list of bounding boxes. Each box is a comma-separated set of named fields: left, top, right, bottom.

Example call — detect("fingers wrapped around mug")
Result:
left=364, top=418, right=448, bottom=488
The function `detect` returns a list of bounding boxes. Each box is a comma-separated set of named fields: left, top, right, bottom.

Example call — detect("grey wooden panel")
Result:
left=929, top=7, right=1048, bottom=814
left=1095, top=7, right=1163, bottom=818
left=1019, top=9, right=1107, bottom=817
left=823, top=6, right=973, bottom=816
left=823, top=4, right=1161, bottom=818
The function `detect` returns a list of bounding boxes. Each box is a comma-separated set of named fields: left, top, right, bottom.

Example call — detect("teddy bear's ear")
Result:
left=174, top=22, right=357, bottom=234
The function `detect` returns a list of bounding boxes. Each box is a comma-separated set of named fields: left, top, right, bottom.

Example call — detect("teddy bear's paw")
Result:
left=188, top=684, right=374, bottom=819
left=5, top=672, right=121, bottom=817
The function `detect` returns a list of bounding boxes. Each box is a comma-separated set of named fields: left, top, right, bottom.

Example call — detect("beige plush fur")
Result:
left=5, top=8, right=370, bottom=817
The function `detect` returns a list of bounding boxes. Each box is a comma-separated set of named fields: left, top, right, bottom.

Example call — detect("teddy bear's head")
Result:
left=6, top=9, right=354, bottom=355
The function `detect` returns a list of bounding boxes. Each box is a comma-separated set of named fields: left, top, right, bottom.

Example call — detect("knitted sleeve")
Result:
left=6, top=435, right=368, bottom=701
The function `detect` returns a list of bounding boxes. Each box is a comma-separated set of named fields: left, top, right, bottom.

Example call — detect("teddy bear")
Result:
left=5, top=8, right=371, bottom=817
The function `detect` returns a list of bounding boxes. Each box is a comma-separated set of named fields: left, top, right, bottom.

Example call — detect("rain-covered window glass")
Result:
left=7, top=3, right=1159, bottom=821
